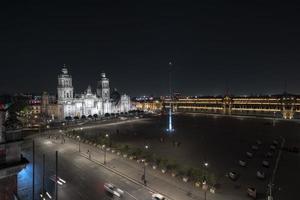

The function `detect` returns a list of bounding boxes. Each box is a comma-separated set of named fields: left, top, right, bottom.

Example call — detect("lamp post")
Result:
left=143, top=145, right=149, bottom=185
left=104, top=134, right=109, bottom=164
left=203, top=162, right=209, bottom=200
left=77, top=136, right=81, bottom=152
left=46, top=125, right=50, bottom=136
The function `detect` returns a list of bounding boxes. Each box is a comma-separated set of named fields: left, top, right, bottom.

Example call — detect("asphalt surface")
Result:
left=18, top=136, right=155, bottom=200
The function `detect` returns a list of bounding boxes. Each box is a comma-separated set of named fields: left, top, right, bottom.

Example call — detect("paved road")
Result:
left=19, top=136, right=154, bottom=200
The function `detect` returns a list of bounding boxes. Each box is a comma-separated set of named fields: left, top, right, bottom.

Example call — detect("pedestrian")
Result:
left=87, top=150, right=91, bottom=159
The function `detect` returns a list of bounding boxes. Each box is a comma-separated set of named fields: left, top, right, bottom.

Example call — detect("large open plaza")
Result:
left=16, top=114, right=300, bottom=199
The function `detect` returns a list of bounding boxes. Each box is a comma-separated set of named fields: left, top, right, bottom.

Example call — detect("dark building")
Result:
left=0, top=102, right=28, bottom=200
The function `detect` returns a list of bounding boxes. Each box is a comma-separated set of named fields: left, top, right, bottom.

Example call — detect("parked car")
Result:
left=239, top=160, right=247, bottom=167
left=252, top=145, right=259, bottom=151
left=246, top=151, right=253, bottom=158
left=262, top=160, right=270, bottom=168
left=266, top=152, right=273, bottom=158
left=247, top=187, right=257, bottom=199
left=256, top=170, right=265, bottom=179
left=270, top=145, right=276, bottom=151
left=229, top=171, right=239, bottom=180
left=273, top=140, right=279, bottom=145
left=104, top=183, right=124, bottom=198
left=256, top=140, right=262, bottom=145
left=152, top=193, right=166, bottom=200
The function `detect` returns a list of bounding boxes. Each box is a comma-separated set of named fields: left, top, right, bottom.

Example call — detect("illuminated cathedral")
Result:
left=57, top=66, right=131, bottom=118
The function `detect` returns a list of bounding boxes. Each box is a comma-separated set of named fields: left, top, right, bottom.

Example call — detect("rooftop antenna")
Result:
left=166, top=61, right=174, bottom=133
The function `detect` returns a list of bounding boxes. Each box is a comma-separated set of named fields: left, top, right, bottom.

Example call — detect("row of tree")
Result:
left=65, top=110, right=145, bottom=121
left=67, top=130, right=217, bottom=186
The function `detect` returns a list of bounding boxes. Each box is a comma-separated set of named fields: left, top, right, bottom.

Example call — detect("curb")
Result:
left=80, top=153, right=176, bottom=200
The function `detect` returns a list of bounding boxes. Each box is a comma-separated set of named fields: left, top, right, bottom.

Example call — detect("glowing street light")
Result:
left=104, top=134, right=109, bottom=164
left=142, top=145, right=149, bottom=185
left=77, top=136, right=81, bottom=152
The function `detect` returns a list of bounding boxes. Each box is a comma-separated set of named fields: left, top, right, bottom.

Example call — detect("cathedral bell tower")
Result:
left=97, top=72, right=110, bottom=102
left=57, top=65, right=74, bottom=103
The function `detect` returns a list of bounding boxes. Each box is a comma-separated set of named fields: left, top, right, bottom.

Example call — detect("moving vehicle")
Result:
left=104, top=183, right=124, bottom=198
left=152, top=193, right=166, bottom=200
left=247, top=187, right=257, bottom=198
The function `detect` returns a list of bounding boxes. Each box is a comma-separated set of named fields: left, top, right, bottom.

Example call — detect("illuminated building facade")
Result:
left=132, top=97, right=163, bottom=112
left=57, top=66, right=131, bottom=119
left=164, top=94, right=300, bottom=119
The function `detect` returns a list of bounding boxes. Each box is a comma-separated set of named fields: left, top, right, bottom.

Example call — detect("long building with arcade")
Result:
left=135, top=93, right=300, bottom=119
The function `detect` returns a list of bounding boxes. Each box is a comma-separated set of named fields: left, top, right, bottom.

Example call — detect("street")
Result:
left=19, top=135, right=155, bottom=200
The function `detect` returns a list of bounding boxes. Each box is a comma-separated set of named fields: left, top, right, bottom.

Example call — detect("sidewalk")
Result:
left=49, top=135, right=243, bottom=200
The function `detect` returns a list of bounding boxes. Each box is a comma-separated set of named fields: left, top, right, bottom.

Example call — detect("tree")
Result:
left=104, top=113, right=110, bottom=117
left=65, top=116, right=72, bottom=121
left=93, top=114, right=98, bottom=118
left=81, top=115, right=86, bottom=119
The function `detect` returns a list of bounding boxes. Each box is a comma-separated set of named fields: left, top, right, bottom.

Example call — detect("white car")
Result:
left=152, top=193, right=166, bottom=200
left=104, top=183, right=124, bottom=198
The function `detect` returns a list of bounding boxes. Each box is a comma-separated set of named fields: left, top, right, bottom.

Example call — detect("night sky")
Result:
left=1, top=1, right=300, bottom=96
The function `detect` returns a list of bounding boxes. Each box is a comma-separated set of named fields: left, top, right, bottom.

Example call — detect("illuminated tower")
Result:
left=57, top=65, right=74, bottom=103
left=97, top=72, right=110, bottom=101
left=166, top=62, right=174, bottom=132
left=97, top=72, right=111, bottom=113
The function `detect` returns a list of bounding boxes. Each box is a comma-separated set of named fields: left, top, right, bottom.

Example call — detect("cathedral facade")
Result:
left=57, top=66, right=131, bottom=119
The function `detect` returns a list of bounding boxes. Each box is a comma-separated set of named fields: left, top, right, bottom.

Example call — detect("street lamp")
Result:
left=104, top=134, right=109, bottom=164
left=77, top=136, right=81, bottom=152
left=46, top=125, right=50, bottom=137
left=203, top=162, right=209, bottom=200
left=143, top=145, right=149, bottom=185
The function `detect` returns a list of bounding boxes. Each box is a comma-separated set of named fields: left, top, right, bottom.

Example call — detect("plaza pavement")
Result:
left=39, top=129, right=249, bottom=200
